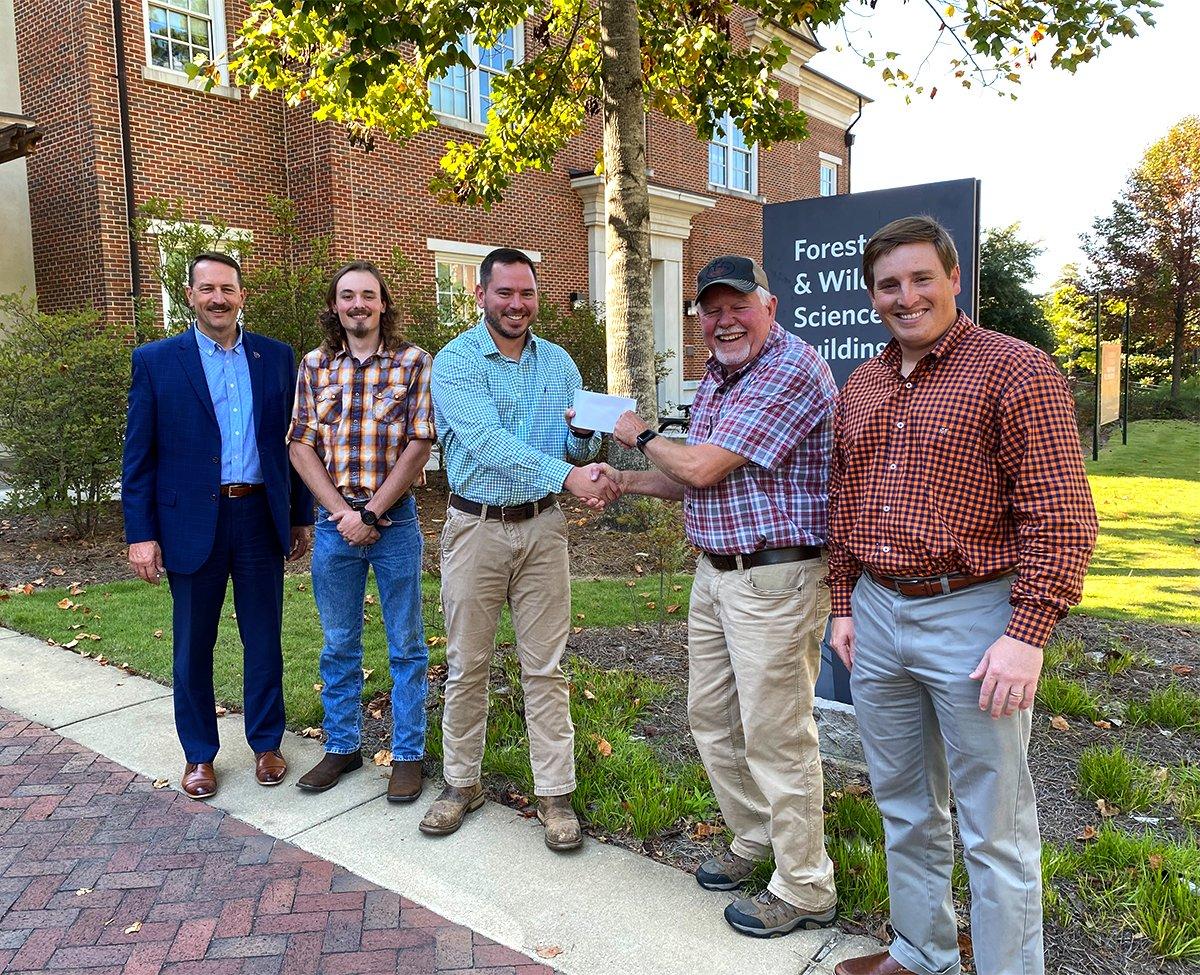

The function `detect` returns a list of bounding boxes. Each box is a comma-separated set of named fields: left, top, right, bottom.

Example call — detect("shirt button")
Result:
left=904, top=382, right=913, bottom=389
left=888, top=463, right=897, bottom=470
left=882, top=505, right=891, bottom=512
left=880, top=545, right=891, bottom=553
left=212, top=456, right=219, bottom=463
left=896, top=421, right=904, bottom=429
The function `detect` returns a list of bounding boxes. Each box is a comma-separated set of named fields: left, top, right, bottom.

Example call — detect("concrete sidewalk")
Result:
left=0, top=627, right=879, bottom=975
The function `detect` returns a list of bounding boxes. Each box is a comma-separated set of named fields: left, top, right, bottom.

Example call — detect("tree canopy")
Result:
left=1083, top=115, right=1199, bottom=397
left=978, top=223, right=1055, bottom=354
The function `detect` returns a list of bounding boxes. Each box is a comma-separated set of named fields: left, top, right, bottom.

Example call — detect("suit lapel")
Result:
left=246, top=332, right=266, bottom=441
left=176, top=330, right=218, bottom=427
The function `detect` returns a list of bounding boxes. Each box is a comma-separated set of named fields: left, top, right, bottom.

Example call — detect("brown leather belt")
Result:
left=449, top=493, right=557, bottom=522
left=705, top=545, right=822, bottom=572
left=220, top=483, right=265, bottom=498
left=867, top=569, right=1013, bottom=598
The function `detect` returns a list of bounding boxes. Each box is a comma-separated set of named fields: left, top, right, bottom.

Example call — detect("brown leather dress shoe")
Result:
left=255, top=749, right=287, bottom=786
left=296, top=751, right=363, bottom=792
left=181, top=762, right=217, bottom=799
left=834, top=950, right=915, bottom=975
left=387, top=760, right=423, bottom=803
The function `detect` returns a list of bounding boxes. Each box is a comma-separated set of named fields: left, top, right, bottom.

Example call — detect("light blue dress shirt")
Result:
left=194, top=325, right=263, bottom=484
left=431, top=322, right=599, bottom=505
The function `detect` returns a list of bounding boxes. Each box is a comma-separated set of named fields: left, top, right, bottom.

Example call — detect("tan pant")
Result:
left=688, top=553, right=836, bottom=911
left=438, top=503, right=575, bottom=796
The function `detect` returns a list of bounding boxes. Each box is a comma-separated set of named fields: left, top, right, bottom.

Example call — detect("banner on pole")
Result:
left=1100, top=340, right=1122, bottom=425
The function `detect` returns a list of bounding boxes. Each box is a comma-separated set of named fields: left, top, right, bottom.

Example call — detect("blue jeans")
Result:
left=311, top=495, right=428, bottom=760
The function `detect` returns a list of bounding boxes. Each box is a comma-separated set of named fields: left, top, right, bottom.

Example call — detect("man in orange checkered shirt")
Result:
left=828, top=217, right=1097, bottom=975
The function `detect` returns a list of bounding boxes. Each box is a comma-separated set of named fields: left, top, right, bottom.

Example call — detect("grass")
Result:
left=1036, top=674, right=1103, bottom=720
left=0, top=573, right=692, bottom=730
left=1077, top=745, right=1164, bottom=813
left=1042, top=636, right=1086, bottom=674
left=1081, top=420, right=1200, bottom=626
left=1126, top=683, right=1200, bottom=730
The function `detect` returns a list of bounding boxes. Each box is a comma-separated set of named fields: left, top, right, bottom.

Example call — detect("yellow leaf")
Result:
left=1096, top=798, right=1119, bottom=818
left=124, top=921, right=142, bottom=935
left=372, top=749, right=392, bottom=766
left=298, top=726, right=323, bottom=739
left=362, top=668, right=374, bottom=681
left=944, top=4, right=955, bottom=15
left=571, top=626, right=582, bottom=634
left=666, top=604, right=680, bottom=614
left=595, top=737, right=613, bottom=758
left=153, top=629, right=163, bottom=639
left=153, top=778, right=169, bottom=789
left=214, top=706, right=227, bottom=717
left=575, top=613, right=585, bottom=620
left=583, top=688, right=596, bottom=700
left=1050, top=715, right=1070, bottom=731
left=625, top=581, right=636, bottom=588
left=364, top=594, right=376, bottom=605
left=313, top=683, right=323, bottom=692
left=57, top=598, right=74, bottom=610
left=76, top=888, right=92, bottom=896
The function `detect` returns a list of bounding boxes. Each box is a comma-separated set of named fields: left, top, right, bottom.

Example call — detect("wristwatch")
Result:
left=635, top=429, right=660, bottom=452
left=359, top=508, right=379, bottom=527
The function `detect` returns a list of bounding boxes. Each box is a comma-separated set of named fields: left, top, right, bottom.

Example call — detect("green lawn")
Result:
left=1081, top=420, right=1199, bottom=625
left=0, top=572, right=691, bottom=729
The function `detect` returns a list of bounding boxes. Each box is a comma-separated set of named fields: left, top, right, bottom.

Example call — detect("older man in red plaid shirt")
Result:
left=829, top=217, right=1097, bottom=975
left=605, top=255, right=839, bottom=939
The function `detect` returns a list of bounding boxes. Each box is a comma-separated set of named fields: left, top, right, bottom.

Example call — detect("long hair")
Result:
left=319, top=260, right=406, bottom=355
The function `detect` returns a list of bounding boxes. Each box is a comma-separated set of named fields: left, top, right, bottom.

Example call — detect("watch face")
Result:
left=360, top=509, right=377, bottom=526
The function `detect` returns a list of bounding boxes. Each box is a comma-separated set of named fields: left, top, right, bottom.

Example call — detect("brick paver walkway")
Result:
left=0, top=709, right=556, bottom=974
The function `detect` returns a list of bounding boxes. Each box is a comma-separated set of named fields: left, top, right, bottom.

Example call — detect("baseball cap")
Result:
left=695, top=255, right=770, bottom=301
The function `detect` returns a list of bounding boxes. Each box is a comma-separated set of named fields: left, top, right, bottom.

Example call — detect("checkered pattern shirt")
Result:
left=684, top=324, right=836, bottom=554
left=827, top=312, right=1098, bottom=647
left=431, top=322, right=599, bottom=505
left=288, top=342, right=435, bottom=501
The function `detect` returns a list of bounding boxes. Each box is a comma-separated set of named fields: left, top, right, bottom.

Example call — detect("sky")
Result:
left=807, top=0, right=1197, bottom=291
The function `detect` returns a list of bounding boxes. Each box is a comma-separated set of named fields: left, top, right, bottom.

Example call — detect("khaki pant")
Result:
left=688, top=553, right=836, bottom=911
left=438, top=503, right=575, bottom=796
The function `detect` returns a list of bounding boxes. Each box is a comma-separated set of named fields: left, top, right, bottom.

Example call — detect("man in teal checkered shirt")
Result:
left=421, top=248, right=618, bottom=850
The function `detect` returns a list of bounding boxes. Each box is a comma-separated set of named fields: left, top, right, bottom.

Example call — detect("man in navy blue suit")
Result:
left=123, top=252, right=313, bottom=799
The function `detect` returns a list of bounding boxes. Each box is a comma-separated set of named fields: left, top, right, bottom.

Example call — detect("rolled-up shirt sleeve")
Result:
left=288, top=356, right=320, bottom=448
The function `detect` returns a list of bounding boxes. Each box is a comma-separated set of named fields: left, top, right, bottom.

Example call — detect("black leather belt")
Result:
left=449, top=493, right=557, bottom=522
left=345, top=492, right=411, bottom=511
left=705, top=545, right=822, bottom=571
left=220, top=483, right=264, bottom=498
left=867, top=569, right=1013, bottom=598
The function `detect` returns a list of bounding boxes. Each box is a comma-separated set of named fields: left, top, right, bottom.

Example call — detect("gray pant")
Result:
left=851, top=574, right=1043, bottom=975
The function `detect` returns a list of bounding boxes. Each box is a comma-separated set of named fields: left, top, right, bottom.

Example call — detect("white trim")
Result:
left=707, top=111, right=757, bottom=195
left=147, top=219, right=252, bottom=328
left=818, top=151, right=843, bottom=165
left=425, top=239, right=542, bottom=262
left=141, top=0, right=230, bottom=88
left=432, top=112, right=485, bottom=135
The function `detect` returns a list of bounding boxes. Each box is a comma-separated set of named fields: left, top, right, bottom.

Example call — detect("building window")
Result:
left=435, top=258, right=480, bottom=324
left=708, top=112, right=756, bottom=194
left=819, top=155, right=841, bottom=197
left=145, top=0, right=225, bottom=76
left=429, top=27, right=523, bottom=124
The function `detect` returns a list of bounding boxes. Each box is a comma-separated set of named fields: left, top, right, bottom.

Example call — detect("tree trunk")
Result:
left=598, top=0, right=656, bottom=467
left=1171, top=293, right=1185, bottom=399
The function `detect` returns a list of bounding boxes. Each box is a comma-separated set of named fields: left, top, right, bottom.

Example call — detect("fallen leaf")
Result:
left=583, top=688, right=596, bottom=700
left=666, top=604, right=681, bottom=614
left=214, top=706, right=227, bottom=717
left=594, top=736, right=613, bottom=758
left=571, top=626, right=582, bottom=634
left=1050, top=715, right=1070, bottom=731
left=1093, top=719, right=1112, bottom=730
left=21, top=583, right=34, bottom=595
left=153, top=778, right=169, bottom=789
left=62, top=639, right=79, bottom=650
left=367, top=704, right=385, bottom=720
left=1096, top=798, right=1120, bottom=818
left=692, top=822, right=720, bottom=839
left=295, top=582, right=307, bottom=591
left=1148, top=853, right=1164, bottom=870
left=372, top=749, right=392, bottom=766
left=1075, top=825, right=1098, bottom=842
left=575, top=613, right=585, bottom=620
left=124, top=921, right=141, bottom=935
left=672, top=585, right=682, bottom=592
left=31, top=577, right=44, bottom=585
left=638, top=591, right=651, bottom=598
left=152, top=629, right=163, bottom=639
left=76, top=888, right=92, bottom=896
left=69, top=583, right=85, bottom=595
left=57, top=598, right=74, bottom=610
left=1171, top=665, right=1193, bottom=676
left=50, top=567, right=65, bottom=576
left=427, top=635, right=446, bottom=647
left=364, top=594, right=376, bottom=605
left=313, top=683, right=323, bottom=692
left=96, top=655, right=108, bottom=666
left=362, top=668, right=374, bottom=681
left=633, top=564, right=644, bottom=574
left=298, top=727, right=322, bottom=739
left=844, top=782, right=871, bottom=797
left=625, top=581, right=636, bottom=588
left=535, top=945, right=563, bottom=959
left=645, top=601, right=656, bottom=610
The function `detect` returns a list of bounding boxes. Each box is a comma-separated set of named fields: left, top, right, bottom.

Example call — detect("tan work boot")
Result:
left=418, top=783, right=484, bottom=836
left=537, top=793, right=582, bottom=851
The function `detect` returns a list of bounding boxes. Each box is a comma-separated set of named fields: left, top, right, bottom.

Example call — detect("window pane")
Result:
left=170, top=41, right=188, bottom=72
left=708, top=143, right=725, bottom=186
left=478, top=28, right=515, bottom=71
left=479, top=70, right=493, bottom=116
left=150, top=35, right=170, bottom=67
left=148, top=5, right=168, bottom=37
left=820, top=162, right=836, bottom=196
left=190, top=0, right=210, bottom=13
left=169, top=10, right=188, bottom=41
left=732, top=151, right=750, bottom=192
left=730, top=119, right=748, bottom=150
left=190, top=17, right=210, bottom=52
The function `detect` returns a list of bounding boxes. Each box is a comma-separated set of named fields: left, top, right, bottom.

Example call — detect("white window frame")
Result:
left=426, top=238, right=542, bottom=322
left=148, top=219, right=251, bottom=331
left=141, top=0, right=234, bottom=93
left=708, top=111, right=757, bottom=195
left=429, top=26, right=525, bottom=128
left=819, top=152, right=841, bottom=197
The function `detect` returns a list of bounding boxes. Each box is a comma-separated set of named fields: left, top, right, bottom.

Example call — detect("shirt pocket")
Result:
left=314, top=384, right=344, bottom=425
left=371, top=383, right=407, bottom=425
left=917, top=420, right=1000, bottom=532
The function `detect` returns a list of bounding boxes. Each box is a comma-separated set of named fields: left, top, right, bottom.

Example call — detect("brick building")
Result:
left=11, top=0, right=864, bottom=407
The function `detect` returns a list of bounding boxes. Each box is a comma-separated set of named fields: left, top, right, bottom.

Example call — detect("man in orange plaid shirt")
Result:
left=829, top=217, right=1097, bottom=975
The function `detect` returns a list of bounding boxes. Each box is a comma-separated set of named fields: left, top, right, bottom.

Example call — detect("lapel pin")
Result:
left=252, top=350, right=261, bottom=358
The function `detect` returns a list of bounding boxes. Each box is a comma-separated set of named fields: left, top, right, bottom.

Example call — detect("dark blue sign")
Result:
left=763, top=179, right=981, bottom=386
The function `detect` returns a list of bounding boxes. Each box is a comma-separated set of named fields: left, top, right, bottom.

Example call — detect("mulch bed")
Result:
left=2, top=491, right=1197, bottom=974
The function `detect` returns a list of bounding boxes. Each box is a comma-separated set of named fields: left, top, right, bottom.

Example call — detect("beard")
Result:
left=484, top=307, right=531, bottom=341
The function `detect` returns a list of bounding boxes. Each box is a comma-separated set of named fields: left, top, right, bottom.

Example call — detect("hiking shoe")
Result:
left=724, top=890, right=837, bottom=938
left=695, top=848, right=755, bottom=890
left=536, top=793, right=582, bottom=851
left=418, top=783, right=484, bottom=836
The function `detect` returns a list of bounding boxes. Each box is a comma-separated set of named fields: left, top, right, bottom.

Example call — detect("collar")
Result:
left=194, top=323, right=244, bottom=356
left=334, top=337, right=386, bottom=365
left=704, top=321, right=785, bottom=385
left=878, top=310, right=974, bottom=374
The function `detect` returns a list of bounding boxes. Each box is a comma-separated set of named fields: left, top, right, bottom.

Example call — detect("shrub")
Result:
left=0, top=295, right=143, bottom=535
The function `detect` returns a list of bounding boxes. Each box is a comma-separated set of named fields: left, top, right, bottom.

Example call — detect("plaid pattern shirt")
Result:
left=431, top=322, right=599, bottom=505
left=288, top=342, right=435, bottom=501
left=827, top=312, right=1098, bottom=647
left=684, top=324, right=836, bottom=554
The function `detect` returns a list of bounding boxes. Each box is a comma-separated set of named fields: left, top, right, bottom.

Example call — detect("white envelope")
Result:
left=571, top=389, right=638, bottom=434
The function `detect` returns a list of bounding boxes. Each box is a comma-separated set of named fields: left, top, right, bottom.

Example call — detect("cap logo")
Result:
left=704, top=260, right=736, bottom=280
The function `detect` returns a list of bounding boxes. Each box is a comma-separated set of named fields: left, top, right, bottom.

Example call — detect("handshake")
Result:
left=563, top=463, right=625, bottom=511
